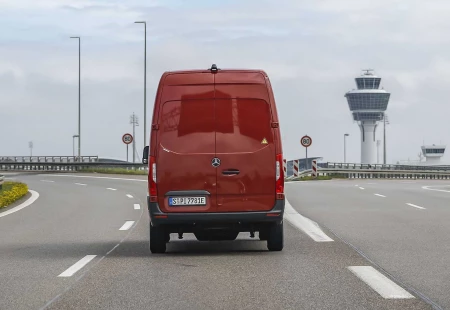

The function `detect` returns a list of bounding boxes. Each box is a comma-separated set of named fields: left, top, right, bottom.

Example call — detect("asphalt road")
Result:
left=1, top=173, right=445, bottom=309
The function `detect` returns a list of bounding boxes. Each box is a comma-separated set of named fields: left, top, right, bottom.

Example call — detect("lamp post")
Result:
left=70, top=36, right=81, bottom=160
left=72, top=135, right=79, bottom=158
left=134, top=21, right=147, bottom=150
left=344, top=133, right=349, bottom=163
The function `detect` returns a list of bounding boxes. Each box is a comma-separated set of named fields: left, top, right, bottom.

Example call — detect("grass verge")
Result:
left=0, top=181, right=29, bottom=208
left=79, top=168, right=148, bottom=175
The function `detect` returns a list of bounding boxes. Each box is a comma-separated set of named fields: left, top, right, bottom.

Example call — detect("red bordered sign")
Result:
left=122, top=133, right=133, bottom=145
left=300, top=135, right=312, bottom=148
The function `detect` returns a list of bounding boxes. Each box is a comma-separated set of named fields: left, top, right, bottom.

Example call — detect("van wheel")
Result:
left=267, top=222, right=284, bottom=251
left=259, top=229, right=269, bottom=241
left=150, top=224, right=167, bottom=254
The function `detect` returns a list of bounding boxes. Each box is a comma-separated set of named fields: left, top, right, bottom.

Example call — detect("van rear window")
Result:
left=159, top=100, right=215, bottom=154
left=216, top=98, right=273, bottom=153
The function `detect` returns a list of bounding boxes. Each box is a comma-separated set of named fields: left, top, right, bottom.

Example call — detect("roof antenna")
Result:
left=210, top=64, right=219, bottom=72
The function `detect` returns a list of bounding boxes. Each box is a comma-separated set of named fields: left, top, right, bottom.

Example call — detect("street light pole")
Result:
left=70, top=36, right=81, bottom=160
left=130, top=113, right=139, bottom=163
left=344, top=133, right=349, bottom=163
left=72, top=135, right=79, bottom=158
left=134, top=21, right=147, bottom=150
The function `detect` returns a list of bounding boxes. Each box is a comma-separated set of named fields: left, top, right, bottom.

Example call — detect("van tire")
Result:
left=259, top=229, right=269, bottom=241
left=267, top=222, right=283, bottom=251
left=150, top=224, right=167, bottom=254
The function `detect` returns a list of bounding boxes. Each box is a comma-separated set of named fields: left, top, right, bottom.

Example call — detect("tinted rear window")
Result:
left=216, top=98, right=274, bottom=153
left=159, top=99, right=215, bottom=154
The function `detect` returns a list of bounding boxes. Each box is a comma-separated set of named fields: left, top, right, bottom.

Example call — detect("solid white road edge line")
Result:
left=348, top=266, right=414, bottom=299
left=44, top=174, right=147, bottom=182
left=75, top=183, right=86, bottom=186
left=134, top=204, right=141, bottom=210
left=374, top=194, right=386, bottom=198
left=119, top=221, right=135, bottom=231
left=422, top=185, right=450, bottom=193
left=106, top=188, right=117, bottom=191
left=406, top=203, right=426, bottom=210
left=40, top=180, right=55, bottom=183
left=284, top=200, right=334, bottom=242
left=126, top=194, right=134, bottom=198
left=0, top=190, right=39, bottom=218
left=58, top=255, right=97, bottom=277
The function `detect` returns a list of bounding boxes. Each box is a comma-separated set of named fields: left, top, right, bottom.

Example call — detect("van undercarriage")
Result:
left=147, top=198, right=285, bottom=253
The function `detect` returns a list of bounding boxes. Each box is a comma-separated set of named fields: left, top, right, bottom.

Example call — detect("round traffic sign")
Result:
left=122, top=133, right=133, bottom=145
left=301, top=135, right=312, bottom=148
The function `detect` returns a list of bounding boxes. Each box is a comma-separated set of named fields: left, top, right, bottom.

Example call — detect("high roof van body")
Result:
left=143, top=64, right=285, bottom=253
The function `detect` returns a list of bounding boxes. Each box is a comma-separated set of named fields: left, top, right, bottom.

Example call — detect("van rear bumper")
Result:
left=147, top=198, right=285, bottom=226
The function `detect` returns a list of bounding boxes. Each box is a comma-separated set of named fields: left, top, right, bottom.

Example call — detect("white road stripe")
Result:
left=134, top=204, right=141, bottom=210
left=126, top=194, right=134, bottom=198
left=348, top=266, right=414, bottom=299
left=422, top=185, right=450, bottom=193
left=0, top=190, right=39, bottom=218
left=106, top=188, right=117, bottom=191
left=284, top=200, right=334, bottom=242
left=58, top=255, right=97, bottom=277
left=406, top=203, right=426, bottom=210
left=75, top=183, right=86, bottom=186
left=359, top=187, right=365, bottom=190
left=119, top=221, right=135, bottom=231
left=374, top=194, right=386, bottom=198
left=40, top=180, right=54, bottom=183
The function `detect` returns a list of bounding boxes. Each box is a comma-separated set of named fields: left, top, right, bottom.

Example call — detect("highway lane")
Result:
left=1, top=174, right=431, bottom=310
left=286, top=179, right=450, bottom=309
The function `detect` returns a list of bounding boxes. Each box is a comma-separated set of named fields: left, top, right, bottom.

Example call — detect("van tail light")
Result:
left=149, top=156, right=158, bottom=202
left=276, top=153, right=285, bottom=200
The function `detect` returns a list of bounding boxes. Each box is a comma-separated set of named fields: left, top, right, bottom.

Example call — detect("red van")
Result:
left=142, top=64, right=285, bottom=253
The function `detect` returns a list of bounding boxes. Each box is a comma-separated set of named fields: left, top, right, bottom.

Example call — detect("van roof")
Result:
left=163, top=69, right=269, bottom=76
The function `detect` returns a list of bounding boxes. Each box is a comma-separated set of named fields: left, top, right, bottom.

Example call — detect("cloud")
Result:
left=1, top=0, right=450, bottom=164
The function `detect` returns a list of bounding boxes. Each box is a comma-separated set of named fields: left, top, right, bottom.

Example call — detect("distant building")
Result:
left=345, top=69, right=391, bottom=164
left=421, top=144, right=446, bottom=165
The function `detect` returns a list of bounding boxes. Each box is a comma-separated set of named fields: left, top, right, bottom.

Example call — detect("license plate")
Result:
left=169, top=197, right=206, bottom=206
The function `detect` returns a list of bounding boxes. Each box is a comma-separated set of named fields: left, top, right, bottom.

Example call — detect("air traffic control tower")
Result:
left=345, top=70, right=391, bottom=164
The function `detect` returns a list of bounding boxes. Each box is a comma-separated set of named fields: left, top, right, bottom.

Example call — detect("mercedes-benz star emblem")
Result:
left=211, top=157, right=221, bottom=167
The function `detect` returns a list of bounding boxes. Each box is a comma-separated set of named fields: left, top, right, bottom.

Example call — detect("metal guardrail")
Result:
left=0, top=162, right=147, bottom=172
left=325, top=162, right=450, bottom=171
left=287, top=168, right=450, bottom=180
left=0, top=156, right=99, bottom=163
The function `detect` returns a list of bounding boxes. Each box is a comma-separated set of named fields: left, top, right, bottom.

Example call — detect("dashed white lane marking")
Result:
left=45, top=174, right=146, bottom=182
left=134, top=204, right=141, bottom=210
left=284, top=200, right=334, bottom=242
left=374, top=194, right=386, bottom=198
left=58, top=255, right=97, bottom=277
left=126, top=194, right=134, bottom=198
left=119, top=221, right=135, bottom=231
left=0, top=190, right=39, bottom=218
left=75, top=183, right=86, bottom=186
left=348, top=266, right=414, bottom=299
left=406, top=203, right=426, bottom=210
left=106, top=188, right=117, bottom=191
left=40, top=180, right=54, bottom=183
left=359, top=187, right=365, bottom=190
left=422, top=185, right=450, bottom=193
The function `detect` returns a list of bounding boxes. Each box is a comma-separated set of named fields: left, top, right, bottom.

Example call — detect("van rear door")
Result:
left=214, top=72, right=276, bottom=212
left=156, top=73, right=217, bottom=213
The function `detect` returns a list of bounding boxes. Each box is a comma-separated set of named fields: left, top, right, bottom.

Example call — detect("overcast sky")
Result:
left=1, top=0, right=450, bottom=164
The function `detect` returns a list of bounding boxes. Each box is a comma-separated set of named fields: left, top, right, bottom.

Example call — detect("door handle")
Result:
left=222, top=169, right=240, bottom=176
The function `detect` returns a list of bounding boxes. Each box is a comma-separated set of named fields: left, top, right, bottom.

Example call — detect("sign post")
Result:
left=122, top=133, right=133, bottom=162
left=300, top=135, right=312, bottom=169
